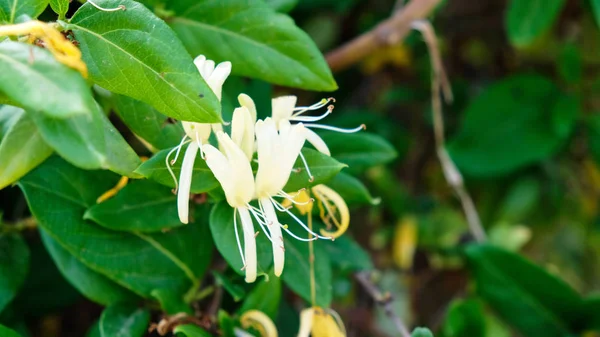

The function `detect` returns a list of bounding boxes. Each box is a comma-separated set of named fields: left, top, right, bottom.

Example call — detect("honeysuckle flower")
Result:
left=252, top=118, right=332, bottom=277
left=237, top=310, right=278, bottom=337
left=204, top=130, right=258, bottom=282
left=165, top=55, right=231, bottom=224
left=298, top=307, right=346, bottom=337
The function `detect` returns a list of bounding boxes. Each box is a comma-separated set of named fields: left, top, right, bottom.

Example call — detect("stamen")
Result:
left=247, top=205, right=273, bottom=242
left=195, top=132, right=206, bottom=159
left=170, top=136, right=190, bottom=165
left=87, top=0, right=126, bottom=11
left=280, top=224, right=319, bottom=242
left=270, top=198, right=333, bottom=240
left=290, top=111, right=331, bottom=123
left=292, top=98, right=334, bottom=115
left=298, top=151, right=314, bottom=182
left=233, top=208, right=246, bottom=265
left=305, top=123, right=366, bottom=133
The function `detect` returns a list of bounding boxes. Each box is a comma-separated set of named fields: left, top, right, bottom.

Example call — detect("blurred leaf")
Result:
left=465, top=244, right=582, bottom=337
left=209, top=202, right=273, bottom=276
left=411, top=327, right=434, bottom=337
left=112, top=95, right=183, bottom=150
left=324, top=234, right=373, bottom=271
left=442, top=299, right=486, bottom=337
left=319, top=132, right=397, bottom=174
left=0, top=109, right=52, bottom=189
left=0, top=0, right=48, bottom=23
left=577, top=295, right=600, bottom=330
left=151, top=288, right=192, bottom=315
left=0, top=325, right=21, bottom=337
left=392, top=217, right=417, bottom=270
left=326, top=172, right=380, bottom=206
left=41, top=230, right=139, bottom=305
left=100, top=304, right=150, bottom=337
left=0, top=42, right=96, bottom=118
left=19, top=157, right=213, bottom=298
left=281, top=238, right=332, bottom=307
left=86, top=321, right=101, bottom=337
left=588, top=115, right=600, bottom=165
left=238, top=276, right=281, bottom=319
left=505, top=0, right=566, bottom=47
left=135, top=146, right=219, bottom=194
left=488, top=224, right=532, bottom=252
left=448, top=75, right=576, bottom=177
left=213, top=271, right=246, bottom=302
left=557, top=43, right=582, bottom=84
left=217, top=310, right=236, bottom=337
left=174, top=325, right=213, bottom=337
left=85, top=180, right=183, bottom=233
left=591, top=0, right=600, bottom=29
left=167, top=0, right=337, bottom=91
left=66, top=0, right=221, bottom=123
left=264, top=0, right=298, bottom=13
left=28, top=102, right=141, bottom=177
left=497, top=177, right=541, bottom=222
left=0, top=234, right=29, bottom=314
left=49, top=0, right=68, bottom=18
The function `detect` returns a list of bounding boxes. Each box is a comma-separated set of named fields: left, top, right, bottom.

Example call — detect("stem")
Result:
left=0, top=217, right=37, bottom=233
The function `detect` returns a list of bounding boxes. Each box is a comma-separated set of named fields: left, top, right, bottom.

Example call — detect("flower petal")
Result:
left=313, top=185, right=350, bottom=239
left=238, top=93, right=257, bottom=123
left=177, top=142, right=199, bottom=224
left=305, top=128, right=331, bottom=156
left=297, top=308, right=315, bottom=337
left=239, top=207, right=257, bottom=283
left=260, top=198, right=285, bottom=277
left=272, top=95, right=297, bottom=125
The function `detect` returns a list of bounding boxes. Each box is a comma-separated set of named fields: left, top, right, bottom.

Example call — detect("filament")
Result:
left=299, top=151, right=314, bottom=182
left=305, top=123, right=366, bottom=133
left=165, top=139, right=191, bottom=192
left=270, top=198, right=332, bottom=240
left=290, top=111, right=331, bottom=123
left=170, top=136, right=190, bottom=165
left=87, top=0, right=126, bottom=11
left=233, top=208, right=245, bottom=265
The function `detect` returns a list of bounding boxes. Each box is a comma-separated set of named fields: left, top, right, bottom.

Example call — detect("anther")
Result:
left=254, top=231, right=260, bottom=238
left=308, top=176, right=315, bottom=183
left=329, top=97, right=336, bottom=103
left=280, top=246, right=285, bottom=251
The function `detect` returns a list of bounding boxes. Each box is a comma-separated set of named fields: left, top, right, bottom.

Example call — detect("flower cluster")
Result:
left=167, top=55, right=363, bottom=283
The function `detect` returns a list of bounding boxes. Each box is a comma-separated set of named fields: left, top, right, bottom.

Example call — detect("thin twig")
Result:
left=325, top=0, right=441, bottom=72
left=355, top=271, right=411, bottom=337
left=411, top=20, right=486, bottom=242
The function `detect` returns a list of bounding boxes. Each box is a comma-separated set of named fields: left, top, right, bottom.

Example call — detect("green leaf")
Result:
left=442, top=299, right=485, bottom=337
left=326, top=172, right=379, bottom=206
left=136, top=146, right=219, bottom=194
left=28, top=102, right=142, bottom=177
left=213, top=271, right=246, bottom=302
left=238, top=276, right=281, bottom=319
left=0, top=0, right=48, bottom=23
left=411, top=327, right=434, bottom=337
left=167, top=0, right=337, bottom=91
left=100, top=304, right=150, bottom=337
left=281, top=238, right=332, bottom=307
left=112, top=94, right=184, bottom=151
left=448, top=75, right=576, bottom=177
left=284, top=148, right=346, bottom=191
left=84, top=180, right=183, bottom=233
left=174, top=324, right=213, bottom=337
left=86, top=321, right=101, bottom=337
left=0, top=234, right=29, bottom=313
left=505, top=0, right=566, bottom=47
left=576, top=296, right=600, bottom=330
left=0, top=325, right=22, bottom=337
left=66, top=0, right=221, bottom=123
left=592, top=0, right=600, bottom=28
left=264, top=0, right=298, bottom=12
left=0, top=42, right=96, bottom=118
left=0, top=108, right=52, bottom=189
left=151, top=288, right=193, bottom=315
left=41, top=230, right=139, bottom=305
left=209, top=202, right=273, bottom=276
left=557, top=43, right=582, bottom=84
left=19, top=157, right=213, bottom=298
left=49, top=0, right=69, bottom=18
left=588, top=115, right=600, bottom=165
left=319, top=132, right=397, bottom=174
left=324, top=234, right=373, bottom=272
left=0, top=105, right=22, bottom=141
left=465, top=244, right=582, bottom=337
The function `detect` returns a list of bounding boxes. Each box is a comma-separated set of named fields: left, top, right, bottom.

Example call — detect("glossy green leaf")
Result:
left=326, top=172, right=379, bottom=206
left=319, top=132, right=397, bottom=174
left=0, top=42, right=96, bottom=118
left=0, top=0, right=48, bottom=22
left=0, top=325, right=22, bottom=337
left=465, top=244, right=582, bottom=337
left=100, top=304, right=150, bottom=337
left=411, top=327, right=434, bottom=337
left=66, top=0, right=221, bottom=123
left=324, top=234, right=373, bottom=272
left=19, top=157, right=213, bottom=298
left=213, top=271, right=246, bottom=302
left=448, top=75, right=576, bottom=177
left=85, top=180, right=183, bottom=233
left=264, top=0, right=298, bottom=12
left=0, top=109, right=52, bottom=189
left=41, top=230, right=138, bottom=305
left=441, top=299, right=485, bottom=337
left=209, top=202, right=273, bottom=276
left=28, top=103, right=141, bottom=177
left=174, top=324, right=213, bottom=337
left=238, top=276, right=281, bottom=319
left=0, top=233, right=29, bottom=313
left=283, top=148, right=346, bottom=191
left=49, top=0, right=69, bottom=18
left=167, top=0, right=337, bottom=91
left=151, top=288, right=193, bottom=315
left=505, top=0, right=566, bottom=47
left=112, top=94, right=183, bottom=151
left=281, top=238, right=332, bottom=307
left=0, top=105, right=22, bottom=141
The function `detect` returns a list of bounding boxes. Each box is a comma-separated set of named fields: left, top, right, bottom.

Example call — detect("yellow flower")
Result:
left=239, top=310, right=278, bottom=337
left=298, top=307, right=346, bottom=337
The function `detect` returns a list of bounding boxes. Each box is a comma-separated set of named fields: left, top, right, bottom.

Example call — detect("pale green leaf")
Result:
left=167, top=0, right=337, bottom=91
left=49, top=0, right=68, bottom=18
left=0, top=109, right=53, bottom=189
left=66, top=0, right=221, bottom=123
left=0, top=42, right=96, bottom=118
left=505, top=0, right=566, bottom=47
left=0, top=0, right=48, bottom=23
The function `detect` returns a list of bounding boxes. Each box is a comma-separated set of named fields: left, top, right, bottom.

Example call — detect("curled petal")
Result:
left=312, top=185, right=350, bottom=239
left=240, top=310, right=278, bottom=337
left=177, top=142, right=199, bottom=224
left=305, top=128, right=331, bottom=156
left=238, top=93, right=257, bottom=123
left=231, top=107, right=255, bottom=160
